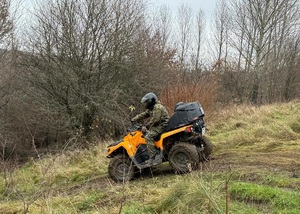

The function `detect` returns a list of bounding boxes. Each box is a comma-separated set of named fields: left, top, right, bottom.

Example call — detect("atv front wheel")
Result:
left=108, top=154, right=135, bottom=182
left=169, top=143, right=199, bottom=174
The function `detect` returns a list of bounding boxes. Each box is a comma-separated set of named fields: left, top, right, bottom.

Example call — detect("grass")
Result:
left=210, top=101, right=300, bottom=151
left=230, top=182, right=300, bottom=213
left=154, top=175, right=223, bottom=214
left=0, top=100, right=300, bottom=213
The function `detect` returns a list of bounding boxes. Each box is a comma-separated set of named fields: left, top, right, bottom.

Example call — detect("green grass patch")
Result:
left=75, top=191, right=106, bottom=212
left=230, top=182, right=300, bottom=213
left=154, top=176, right=223, bottom=214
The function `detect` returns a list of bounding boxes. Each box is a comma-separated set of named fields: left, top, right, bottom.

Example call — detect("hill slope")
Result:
left=0, top=100, right=300, bottom=213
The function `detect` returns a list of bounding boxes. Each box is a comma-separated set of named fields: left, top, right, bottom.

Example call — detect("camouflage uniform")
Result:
left=132, top=101, right=169, bottom=158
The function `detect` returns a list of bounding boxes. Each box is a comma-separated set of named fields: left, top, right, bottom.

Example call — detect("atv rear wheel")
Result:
left=108, top=154, right=135, bottom=182
left=169, top=143, right=199, bottom=174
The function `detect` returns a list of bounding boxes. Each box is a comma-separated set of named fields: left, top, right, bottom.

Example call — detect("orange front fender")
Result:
left=107, top=131, right=146, bottom=158
left=107, top=141, right=137, bottom=158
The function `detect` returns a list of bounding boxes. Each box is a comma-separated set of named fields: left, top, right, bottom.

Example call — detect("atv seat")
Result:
left=166, top=101, right=204, bottom=131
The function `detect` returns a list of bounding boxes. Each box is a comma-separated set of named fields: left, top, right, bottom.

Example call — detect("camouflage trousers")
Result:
left=145, top=126, right=165, bottom=158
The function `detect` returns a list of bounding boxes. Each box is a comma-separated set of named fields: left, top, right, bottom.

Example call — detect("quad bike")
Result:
left=106, top=101, right=213, bottom=182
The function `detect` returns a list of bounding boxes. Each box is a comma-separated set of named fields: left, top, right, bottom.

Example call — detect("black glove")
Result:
left=141, top=126, right=147, bottom=132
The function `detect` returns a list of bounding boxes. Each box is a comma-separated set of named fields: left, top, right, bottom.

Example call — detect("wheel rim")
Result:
left=116, top=162, right=130, bottom=175
left=173, top=151, right=190, bottom=167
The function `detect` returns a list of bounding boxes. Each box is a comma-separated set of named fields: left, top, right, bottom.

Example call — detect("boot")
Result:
left=144, top=151, right=163, bottom=166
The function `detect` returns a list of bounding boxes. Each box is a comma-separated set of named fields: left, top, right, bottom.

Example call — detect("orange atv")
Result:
left=107, top=101, right=212, bottom=182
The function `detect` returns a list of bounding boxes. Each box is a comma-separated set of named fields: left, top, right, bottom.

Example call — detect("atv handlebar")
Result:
left=129, top=121, right=147, bottom=133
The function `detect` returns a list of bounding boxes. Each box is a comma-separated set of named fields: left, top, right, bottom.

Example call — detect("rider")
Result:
left=131, top=92, right=169, bottom=165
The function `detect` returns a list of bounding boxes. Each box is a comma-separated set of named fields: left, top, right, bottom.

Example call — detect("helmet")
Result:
left=141, top=92, right=157, bottom=109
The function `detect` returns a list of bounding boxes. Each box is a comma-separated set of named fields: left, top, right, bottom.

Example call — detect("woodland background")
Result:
left=0, top=0, right=299, bottom=160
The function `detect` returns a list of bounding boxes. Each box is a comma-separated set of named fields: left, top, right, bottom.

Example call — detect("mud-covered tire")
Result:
left=169, top=143, right=199, bottom=174
left=198, top=136, right=213, bottom=161
left=108, top=154, right=135, bottom=182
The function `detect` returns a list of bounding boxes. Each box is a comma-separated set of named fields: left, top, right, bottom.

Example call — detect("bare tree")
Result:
left=176, top=3, right=193, bottom=67
left=194, top=9, right=205, bottom=71
left=281, top=34, right=300, bottom=101
left=0, top=0, right=24, bottom=161
left=212, top=0, right=229, bottom=72
left=19, top=0, right=146, bottom=139
left=0, top=0, right=14, bottom=110
left=0, top=0, right=13, bottom=42
left=12, top=0, right=175, bottom=147
left=218, top=0, right=300, bottom=104
left=151, top=5, right=172, bottom=54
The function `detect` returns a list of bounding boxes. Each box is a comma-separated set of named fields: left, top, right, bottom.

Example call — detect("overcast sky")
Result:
left=15, top=0, right=217, bottom=61
left=18, top=0, right=217, bottom=23
left=19, top=0, right=217, bottom=20
left=147, top=0, right=217, bottom=21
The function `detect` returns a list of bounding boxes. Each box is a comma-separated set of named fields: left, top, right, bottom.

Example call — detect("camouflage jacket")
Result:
left=132, top=101, right=169, bottom=128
